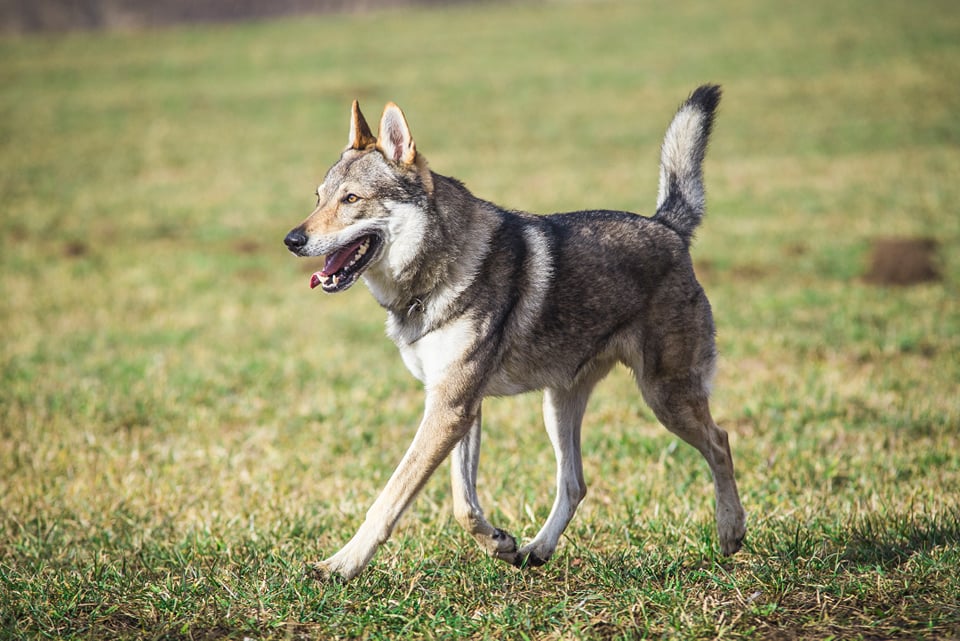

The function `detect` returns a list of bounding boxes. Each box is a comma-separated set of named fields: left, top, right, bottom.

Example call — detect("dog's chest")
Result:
left=392, top=315, right=478, bottom=385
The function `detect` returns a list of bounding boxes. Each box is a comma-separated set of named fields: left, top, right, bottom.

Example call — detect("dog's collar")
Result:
left=406, top=297, right=426, bottom=316
left=386, top=295, right=427, bottom=318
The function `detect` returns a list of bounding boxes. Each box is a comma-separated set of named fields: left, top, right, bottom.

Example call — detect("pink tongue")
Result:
left=321, top=239, right=366, bottom=276
left=307, top=237, right=366, bottom=289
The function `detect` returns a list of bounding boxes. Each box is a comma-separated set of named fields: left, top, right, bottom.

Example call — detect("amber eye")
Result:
left=343, top=193, right=360, bottom=204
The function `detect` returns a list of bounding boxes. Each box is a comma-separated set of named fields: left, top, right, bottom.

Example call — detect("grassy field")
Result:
left=2, top=0, right=960, bottom=638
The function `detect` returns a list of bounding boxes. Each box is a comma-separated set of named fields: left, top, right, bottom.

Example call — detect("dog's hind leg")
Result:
left=639, top=375, right=746, bottom=556
left=450, top=408, right=521, bottom=560
left=513, top=379, right=598, bottom=567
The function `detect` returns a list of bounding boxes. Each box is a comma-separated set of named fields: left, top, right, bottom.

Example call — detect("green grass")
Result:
left=2, top=0, right=960, bottom=638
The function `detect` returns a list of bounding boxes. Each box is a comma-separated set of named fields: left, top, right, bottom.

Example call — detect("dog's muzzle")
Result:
left=284, top=225, right=384, bottom=294
left=284, top=227, right=309, bottom=255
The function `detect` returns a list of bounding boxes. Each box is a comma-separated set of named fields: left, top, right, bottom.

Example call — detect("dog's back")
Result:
left=419, top=87, right=723, bottom=399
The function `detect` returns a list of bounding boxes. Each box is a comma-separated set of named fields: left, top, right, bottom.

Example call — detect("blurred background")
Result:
left=1, top=1, right=958, bottom=637
left=0, top=0, right=474, bottom=32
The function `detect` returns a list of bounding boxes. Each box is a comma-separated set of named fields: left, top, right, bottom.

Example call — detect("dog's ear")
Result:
left=349, top=100, right=377, bottom=150
left=377, top=103, right=416, bottom=165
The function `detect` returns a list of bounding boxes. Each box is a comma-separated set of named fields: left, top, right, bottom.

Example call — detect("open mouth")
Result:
left=310, top=233, right=382, bottom=293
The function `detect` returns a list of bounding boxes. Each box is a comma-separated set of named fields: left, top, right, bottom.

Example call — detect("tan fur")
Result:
left=376, top=103, right=417, bottom=165
left=299, top=200, right=342, bottom=238
left=349, top=100, right=377, bottom=150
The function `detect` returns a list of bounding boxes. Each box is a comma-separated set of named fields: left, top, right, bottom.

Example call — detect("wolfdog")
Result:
left=284, top=85, right=746, bottom=580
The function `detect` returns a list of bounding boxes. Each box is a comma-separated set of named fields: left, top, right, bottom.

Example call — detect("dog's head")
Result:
left=284, top=101, right=434, bottom=294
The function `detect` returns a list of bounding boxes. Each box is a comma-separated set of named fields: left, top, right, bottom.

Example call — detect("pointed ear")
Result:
left=377, top=102, right=416, bottom=165
left=348, top=100, right=377, bottom=150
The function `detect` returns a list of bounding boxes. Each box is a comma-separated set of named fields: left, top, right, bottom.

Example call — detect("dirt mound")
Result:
left=863, top=237, right=940, bottom=286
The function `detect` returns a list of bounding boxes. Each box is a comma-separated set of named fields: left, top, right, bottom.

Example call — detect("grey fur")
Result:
left=284, top=86, right=746, bottom=580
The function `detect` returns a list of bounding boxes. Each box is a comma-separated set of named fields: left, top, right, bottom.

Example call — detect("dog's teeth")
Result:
left=331, top=274, right=339, bottom=286
left=354, top=240, right=369, bottom=262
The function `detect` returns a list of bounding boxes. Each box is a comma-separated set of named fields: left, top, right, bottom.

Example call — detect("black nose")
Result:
left=284, top=228, right=308, bottom=251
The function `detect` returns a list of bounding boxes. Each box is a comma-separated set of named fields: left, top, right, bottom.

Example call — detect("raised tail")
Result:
left=653, top=84, right=721, bottom=244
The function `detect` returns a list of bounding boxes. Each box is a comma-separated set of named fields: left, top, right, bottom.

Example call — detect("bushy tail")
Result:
left=653, top=84, right=721, bottom=244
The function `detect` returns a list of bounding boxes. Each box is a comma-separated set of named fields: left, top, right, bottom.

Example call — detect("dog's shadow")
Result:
left=839, top=508, right=960, bottom=569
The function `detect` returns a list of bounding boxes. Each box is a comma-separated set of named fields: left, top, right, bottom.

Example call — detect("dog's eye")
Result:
left=342, top=193, right=360, bottom=204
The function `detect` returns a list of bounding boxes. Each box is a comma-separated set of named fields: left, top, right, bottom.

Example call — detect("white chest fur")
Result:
left=394, top=316, right=477, bottom=386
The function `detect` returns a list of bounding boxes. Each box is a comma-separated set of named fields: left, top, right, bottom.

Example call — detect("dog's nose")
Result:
left=284, top=228, right=308, bottom=251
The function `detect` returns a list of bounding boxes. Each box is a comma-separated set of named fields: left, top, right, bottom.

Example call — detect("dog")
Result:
left=284, top=85, right=746, bottom=581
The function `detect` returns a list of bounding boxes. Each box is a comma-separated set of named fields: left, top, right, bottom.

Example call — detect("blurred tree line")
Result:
left=0, top=0, right=482, bottom=32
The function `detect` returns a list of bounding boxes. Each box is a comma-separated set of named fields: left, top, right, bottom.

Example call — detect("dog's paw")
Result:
left=307, top=555, right=364, bottom=582
left=512, top=545, right=549, bottom=569
left=492, top=538, right=551, bottom=569
left=481, top=527, right=516, bottom=558
left=307, top=561, right=347, bottom=583
left=491, top=528, right=518, bottom=553
left=718, top=506, right=747, bottom=556
left=484, top=527, right=537, bottom=567
left=720, top=531, right=746, bottom=556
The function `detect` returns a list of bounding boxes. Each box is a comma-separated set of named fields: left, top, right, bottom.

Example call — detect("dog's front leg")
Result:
left=313, top=394, right=475, bottom=581
left=450, top=408, right=520, bottom=562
